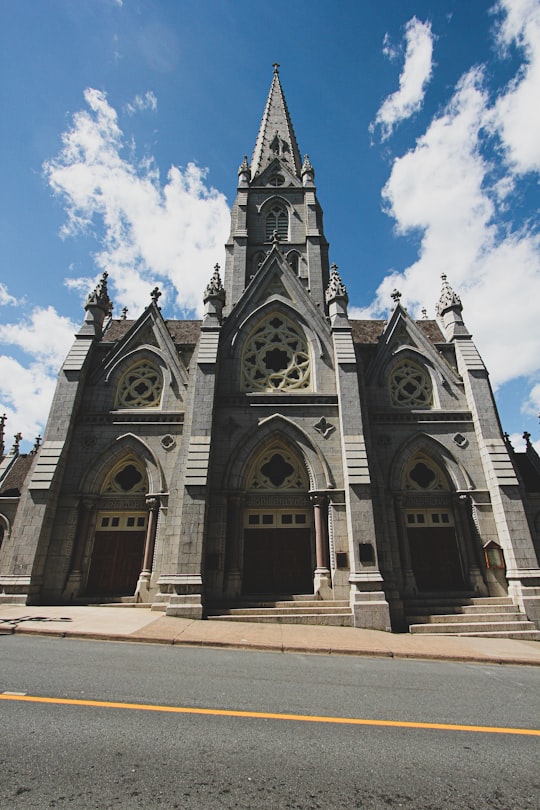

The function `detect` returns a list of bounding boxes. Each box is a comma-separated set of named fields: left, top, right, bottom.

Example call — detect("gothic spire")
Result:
left=251, top=64, right=303, bottom=179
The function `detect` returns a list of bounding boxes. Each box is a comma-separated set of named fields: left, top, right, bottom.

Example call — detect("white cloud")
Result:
left=0, top=306, right=76, bottom=371
left=491, top=0, right=540, bottom=173
left=508, top=431, right=540, bottom=455
left=43, top=88, right=230, bottom=315
left=0, top=307, right=76, bottom=444
left=372, top=17, right=434, bottom=140
left=0, top=283, right=17, bottom=306
left=360, top=0, right=540, bottom=428
left=124, top=91, right=157, bottom=116
left=0, top=356, right=57, bottom=446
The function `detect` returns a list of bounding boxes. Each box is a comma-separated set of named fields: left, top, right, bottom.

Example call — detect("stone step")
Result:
left=409, top=620, right=538, bottom=635
left=406, top=603, right=521, bottom=617
left=209, top=605, right=350, bottom=617
left=404, top=596, right=513, bottom=610
left=440, top=629, right=540, bottom=641
left=407, top=611, right=527, bottom=625
left=207, top=612, right=354, bottom=626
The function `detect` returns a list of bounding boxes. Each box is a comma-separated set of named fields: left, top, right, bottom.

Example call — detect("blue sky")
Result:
left=1, top=0, right=539, bottom=453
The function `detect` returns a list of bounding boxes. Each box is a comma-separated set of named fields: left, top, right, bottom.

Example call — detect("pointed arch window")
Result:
left=403, top=455, right=449, bottom=492
left=116, top=359, right=163, bottom=408
left=390, top=359, right=432, bottom=408
left=247, top=445, right=309, bottom=491
left=265, top=204, right=288, bottom=241
left=242, top=314, right=310, bottom=392
left=101, top=457, right=148, bottom=495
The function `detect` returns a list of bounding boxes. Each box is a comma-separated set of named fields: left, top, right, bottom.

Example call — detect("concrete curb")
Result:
left=5, top=622, right=540, bottom=667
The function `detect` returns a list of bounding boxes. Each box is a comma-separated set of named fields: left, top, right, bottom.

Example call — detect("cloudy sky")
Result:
left=1, top=0, right=539, bottom=453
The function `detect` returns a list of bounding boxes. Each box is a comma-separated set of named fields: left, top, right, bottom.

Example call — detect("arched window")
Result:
left=242, top=314, right=310, bottom=392
left=101, top=457, right=148, bottom=495
left=287, top=250, right=300, bottom=275
left=116, top=359, right=163, bottom=408
left=390, top=359, right=432, bottom=408
left=403, top=455, right=448, bottom=491
left=265, top=204, right=288, bottom=241
left=247, top=445, right=308, bottom=491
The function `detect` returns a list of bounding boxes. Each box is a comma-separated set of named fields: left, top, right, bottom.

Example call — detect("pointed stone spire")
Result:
left=325, top=264, right=348, bottom=304
left=251, top=64, right=303, bottom=179
left=203, top=263, right=225, bottom=323
left=238, top=155, right=251, bottom=187
left=326, top=264, right=349, bottom=326
left=0, top=413, right=6, bottom=458
left=78, top=272, right=113, bottom=339
left=436, top=274, right=470, bottom=340
left=436, top=274, right=462, bottom=317
left=301, top=154, right=315, bottom=186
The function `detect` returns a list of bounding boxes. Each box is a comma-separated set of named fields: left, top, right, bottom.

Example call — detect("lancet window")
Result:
left=265, top=204, right=288, bottom=241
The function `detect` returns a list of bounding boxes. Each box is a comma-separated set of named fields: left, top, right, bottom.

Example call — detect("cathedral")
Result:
left=1, top=67, right=540, bottom=636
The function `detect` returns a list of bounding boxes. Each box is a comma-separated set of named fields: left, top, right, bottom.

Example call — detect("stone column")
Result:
left=62, top=497, right=95, bottom=600
left=135, top=497, right=160, bottom=602
left=224, top=493, right=243, bottom=599
left=456, top=494, right=488, bottom=595
left=310, top=493, right=332, bottom=598
left=393, top=495, right=417, bottom=596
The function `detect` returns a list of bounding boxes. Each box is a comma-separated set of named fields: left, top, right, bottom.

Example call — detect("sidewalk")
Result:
left=1, top=604, right=539, bottom=666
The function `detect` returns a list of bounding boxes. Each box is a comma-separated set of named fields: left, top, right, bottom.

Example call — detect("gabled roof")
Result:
left=103, top=318, right=202, bottom=347
left=0, top=454, right=34, bottom=496
left=251, top=65, right=302, bottom=179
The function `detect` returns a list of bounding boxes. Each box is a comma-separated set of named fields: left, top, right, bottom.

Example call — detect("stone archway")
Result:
left=397, top=454, right=468, bottom=594
left=241, top=443, right=314, bottom=596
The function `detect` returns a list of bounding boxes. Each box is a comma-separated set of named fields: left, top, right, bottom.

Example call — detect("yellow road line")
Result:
left=1, top=693, right=538, bottom=736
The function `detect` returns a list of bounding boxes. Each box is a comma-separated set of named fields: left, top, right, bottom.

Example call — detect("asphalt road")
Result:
left=1, top=636, right=539, bottom=809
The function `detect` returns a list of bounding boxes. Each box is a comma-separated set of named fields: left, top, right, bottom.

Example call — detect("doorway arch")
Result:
left=241, top=442, right=313, bottom=595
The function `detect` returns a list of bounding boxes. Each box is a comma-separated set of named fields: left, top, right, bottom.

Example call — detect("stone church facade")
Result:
left=1, top=67, right=540, bottom=634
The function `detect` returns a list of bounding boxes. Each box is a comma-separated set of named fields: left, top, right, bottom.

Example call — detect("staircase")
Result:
left=405, top=595, right=540, bottom=640
left=206, top=598, right=354, bottom=626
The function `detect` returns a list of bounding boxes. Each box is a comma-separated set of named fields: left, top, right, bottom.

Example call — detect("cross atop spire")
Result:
left=251, top=66, right=302, bottom=179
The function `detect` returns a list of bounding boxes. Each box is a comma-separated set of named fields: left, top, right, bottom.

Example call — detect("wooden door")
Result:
left=243, top=528, right=312, bottom=594
left=86, top=531, right=145, bottom=596
left=408, top=526, right=465, bottom=591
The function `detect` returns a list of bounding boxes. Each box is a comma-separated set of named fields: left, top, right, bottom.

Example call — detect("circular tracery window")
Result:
left=390, top=360, right=432, bottom=408
left=117, top=360, right=163, bottom=408
left=242, top=315, right=310, bottom=392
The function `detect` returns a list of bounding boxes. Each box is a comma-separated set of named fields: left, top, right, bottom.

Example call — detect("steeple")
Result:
left=251, top=64, right=303, bottom=179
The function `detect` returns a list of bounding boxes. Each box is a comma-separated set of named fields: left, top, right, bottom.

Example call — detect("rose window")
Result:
left=242, top=316, right=310, bottom=392
left=117, top=361, right=163, bottom=408
left=390, top=360, right=432, bottom=408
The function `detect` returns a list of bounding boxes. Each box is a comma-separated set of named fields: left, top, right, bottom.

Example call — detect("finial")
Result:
left=391, top=289, right=402, bottom=303
left=325, top=263, right=348, bottom=304
left=150, top=287, right=162, bottom=306
left=32, top=435, right=42, bottom=454
left=523, top=431, right=532, bottom=447
left=421, top=308, right=428, bottom=319
left=271, top=229, right=281, bottom=247
left=436, top=274, right=462, bottom=316
left=273, top=63, right=280, bottom=74
left=301, top=154, right=314, bottom=185
left=11, top=432, right=22, bottom=455
left=203, top=263, right=225, bottom=302
left=121, top=306, right=128, bottom=320
left=0, top=413, right=6, bottom=457
left=85, top=271, right=112, bottom=314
